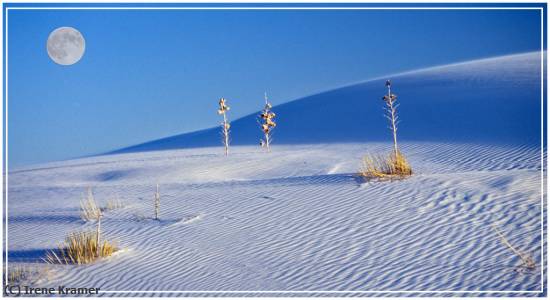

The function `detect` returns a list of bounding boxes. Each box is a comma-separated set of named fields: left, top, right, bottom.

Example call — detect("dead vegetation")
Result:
left=48, top=208, right=114, bottom=265
left=492, top=224, right=536, bottom=270
left=81, top=188, right=124, bottom=222
left=3, top=263, right=52, bottom=286
left=44, top=230, right=116, bottom=265
left=154, top=184, right=160, bottom=220
left=259, top=92, right=277, bottom=152
left=217, top=97, right=231, bottom=156
left=105, top=196, right=124, bottom=211
left=80, top=188, right=101, bottom=222
left=361, top=150, right=412, bottom=179
left=4, top=264, right=52, bottom=286
left=360, top=80, right=412, bottom=180
left=5, top=265, right=31, bottom=284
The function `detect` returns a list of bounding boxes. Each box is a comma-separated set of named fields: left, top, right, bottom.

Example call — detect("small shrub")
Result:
left=45, top=231, right=116, bottom=265
left=361, top=150, right=412, bottom=179
left=80, top=188, right=101, bottom=222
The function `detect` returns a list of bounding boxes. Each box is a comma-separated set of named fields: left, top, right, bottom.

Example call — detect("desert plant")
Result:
left=5, top=265, right=30, bottom=284
left=104, top=197, right=124, bottom=211
left=361, top=150, right=412, bottom=179
left=259, top=92, right=277, bottom=152
left=3, top=264, right=51, bottom=287
left=95, top=213, right=103, bottom=257
left=105, top=200, right=123, bottom=211
left=361, top=153, right=390, bottom=179
left=44, top=228, right=116, bottom=265
left=80, top=188, right=101, bottom=221
left=360, top=80, right=412, bottom=179
left=383, top=80, right=400, bottom=157
left=492, top=224, right=536, bottom=270
left=217, top=97, right=231, bottom=156
left=387, top=150, right=412, bottom=175
left=154, top=184, right=160, bottom=220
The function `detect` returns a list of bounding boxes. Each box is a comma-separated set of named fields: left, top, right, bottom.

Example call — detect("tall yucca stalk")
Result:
left=217, top=98, right=231, bottom=156
left=259, top=92, right=277, bottom=152
left=360, top=80, right=412, bottom=179
left=382, top=80, right=399, bottom=157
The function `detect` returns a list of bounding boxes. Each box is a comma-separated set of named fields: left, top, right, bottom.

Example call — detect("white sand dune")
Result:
left=6, top=52, right=545, bottom=296
left=7, top=143, right=544, bottom=295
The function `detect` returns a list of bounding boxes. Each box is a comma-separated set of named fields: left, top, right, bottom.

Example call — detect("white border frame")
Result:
left=2, top=3, right=546, bottom=296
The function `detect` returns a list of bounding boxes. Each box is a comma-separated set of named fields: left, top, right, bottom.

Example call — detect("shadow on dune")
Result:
left=6, top=248, right=52, bottom=263
left=173, top=173, right=359, bottom=189
left=9, top=215, right=81, bottom=224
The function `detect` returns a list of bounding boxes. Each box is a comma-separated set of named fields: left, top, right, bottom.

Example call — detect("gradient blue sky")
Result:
left=6, top=4, right=544, bottom=168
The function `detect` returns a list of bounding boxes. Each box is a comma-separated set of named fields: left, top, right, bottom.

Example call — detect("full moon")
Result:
left=46, top=27, right=85, bottom=65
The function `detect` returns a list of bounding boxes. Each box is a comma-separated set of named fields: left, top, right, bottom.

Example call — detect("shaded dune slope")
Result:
left=114, top=52, right=542, bottom=153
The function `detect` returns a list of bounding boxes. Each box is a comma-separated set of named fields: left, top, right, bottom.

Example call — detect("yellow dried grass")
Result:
left=4, top=265, right=51, bottom=285
left=45, top=231, right=116, bottom=265
left=361, top=150, right=412, bottom=179
left=5, top=265, right=30, bottom=284
left=105, top=197, right=124, bottom=211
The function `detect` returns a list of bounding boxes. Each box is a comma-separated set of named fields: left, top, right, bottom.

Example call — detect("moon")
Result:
left=46, top=27, right=85, bottom=65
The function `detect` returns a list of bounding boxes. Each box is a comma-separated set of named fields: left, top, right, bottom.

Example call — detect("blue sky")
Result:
left=6, top=5, right=544, bottom=167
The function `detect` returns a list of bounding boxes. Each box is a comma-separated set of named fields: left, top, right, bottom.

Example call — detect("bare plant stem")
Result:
left=222, top=112, right=229, bottom=156
left=265, top=132, right=270, bottom=152
left=96, top=214, right=101, bottom=257
left=264, top=93, right=271, bottom=152
left=386, top=84, right=399, bottom=157
left=154, top=184, right=160, bottom=220
left=493, top=224, right=535, bottom=269
left=264, top=95, right=270, bottom=151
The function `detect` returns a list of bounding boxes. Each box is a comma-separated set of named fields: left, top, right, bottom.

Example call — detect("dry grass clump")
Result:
left=81, top=189, right=124, bottom=220
left=5, top=265, right=31, bottom=284
left=45, top=231, right=116, bottom=265
left=361, top=151, right=412, bottom=179
left=492, top=224, right=536, bottom=270
left=105, top=197, right=124, bottom=211
left=4, top=265, right=51, bottom=285
left=80, top=188, right=101, bottom=222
